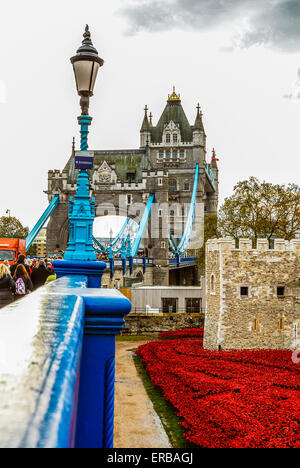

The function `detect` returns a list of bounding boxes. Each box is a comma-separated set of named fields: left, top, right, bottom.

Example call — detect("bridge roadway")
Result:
left=102, top=256, right=197, bottom=270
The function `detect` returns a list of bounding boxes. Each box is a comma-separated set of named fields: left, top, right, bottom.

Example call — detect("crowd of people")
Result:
left=0, top=255, right=54, bottom=309
left=96, top=251, right=146, bottom=261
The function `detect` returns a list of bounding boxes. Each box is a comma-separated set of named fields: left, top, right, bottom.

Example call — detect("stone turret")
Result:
left=210, top=148, right=219, bottom=200
left=192, top=104, right=206, bottom=148
left=140, top=105, right=151, bottom=148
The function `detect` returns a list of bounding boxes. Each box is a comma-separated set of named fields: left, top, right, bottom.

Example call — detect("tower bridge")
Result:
left=44, top=88, right=218, bottom=286
left=0, top=27, right=221, bottom=448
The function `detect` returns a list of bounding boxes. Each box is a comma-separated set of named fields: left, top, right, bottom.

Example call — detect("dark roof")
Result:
left=140, top=113, right=150, bottom=132
left=150, top=99, right=193, bottom=143
left=193, top=106, right=205, bottom=132
left=140, top=105, right=150, bottom=132
left=64, top=149, right=149, bottom=183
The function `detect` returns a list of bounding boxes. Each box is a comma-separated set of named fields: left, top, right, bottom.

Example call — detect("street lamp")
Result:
left=64, top=26, right=104, bottom=262
left=71, top=25, right=104, bottom=155
left=71, top=24, right=104, bottom=117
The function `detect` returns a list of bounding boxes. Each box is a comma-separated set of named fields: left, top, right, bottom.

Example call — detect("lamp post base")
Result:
left=53, top=260, right=106, bottom=288
left=64, top=251, right=97, bottom=262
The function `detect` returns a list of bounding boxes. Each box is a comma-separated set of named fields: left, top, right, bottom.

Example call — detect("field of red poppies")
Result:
left=136, top=329, right=300, bottom=448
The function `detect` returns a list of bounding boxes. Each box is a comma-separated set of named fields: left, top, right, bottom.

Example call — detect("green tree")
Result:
left=218, top=177, right=300, bottom=242
left=26, top=245, right=37, bottom=256
left=0, top=216, right=29, bottom=239
left=188, top=213, right=218, bottom=274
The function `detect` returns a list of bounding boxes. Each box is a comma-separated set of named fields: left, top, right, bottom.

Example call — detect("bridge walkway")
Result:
left=114, top=339, right=171, bottom=448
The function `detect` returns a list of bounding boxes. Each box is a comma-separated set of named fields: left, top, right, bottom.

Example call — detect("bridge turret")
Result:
left=140, top=105, right=151, bottom=148
left=193, top=104, right=206, bottom=148
left=206, top=148, right=219, bottom=214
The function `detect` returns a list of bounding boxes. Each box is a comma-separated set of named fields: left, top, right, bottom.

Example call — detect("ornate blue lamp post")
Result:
left=64, top=25, right=104, bottom=262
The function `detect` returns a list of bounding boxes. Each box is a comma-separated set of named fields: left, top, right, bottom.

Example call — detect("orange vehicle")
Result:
left=0, top=239, right=26, bottom=266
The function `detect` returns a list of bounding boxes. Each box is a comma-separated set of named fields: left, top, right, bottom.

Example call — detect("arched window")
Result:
left=166, top=134, right=171, bottom=143
left=184, top=181, right=190, bottom=191
left=136, top=271, right=144, bottom=282
left=173, top=133, right=178, bottom=143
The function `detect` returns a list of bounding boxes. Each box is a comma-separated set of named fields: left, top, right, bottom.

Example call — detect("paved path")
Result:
left=114, top=340, right=171, bottom=449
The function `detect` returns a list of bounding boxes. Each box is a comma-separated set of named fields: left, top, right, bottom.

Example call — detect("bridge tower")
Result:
left=46, top=88, right=219, bottom=286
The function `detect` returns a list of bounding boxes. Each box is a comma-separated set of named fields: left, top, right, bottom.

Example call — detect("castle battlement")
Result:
left=206, top=237, right=300, bottom=254
left=48, top=170, right=67, bottom=179
left=204, top=236, right=300, bottom=351
left=150, top=141, right=193, bottom=147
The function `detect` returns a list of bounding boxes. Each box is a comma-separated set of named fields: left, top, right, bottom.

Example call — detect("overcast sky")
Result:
left=0, top=0, right=300, bottom=234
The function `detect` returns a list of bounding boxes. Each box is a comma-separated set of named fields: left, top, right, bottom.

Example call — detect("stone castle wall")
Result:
left=204, top=238, right=300, bottom=350
left=122, top=313, right=204, bottom=335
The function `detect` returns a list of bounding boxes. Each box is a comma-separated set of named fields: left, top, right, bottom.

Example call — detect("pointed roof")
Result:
left=193, top=104, right=205, bottom=132
left=150, top=89, right=193, bottom=143
left=211, top=148, right=219, bottom=166
left=140, top=105, right=150, bottom=132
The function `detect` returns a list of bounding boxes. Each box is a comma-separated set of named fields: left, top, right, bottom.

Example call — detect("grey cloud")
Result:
left=120, top=0, right=300, bottom=52
left=121, top=0, right=258, bottom=33
left=239, top=0, right=300, bottom=52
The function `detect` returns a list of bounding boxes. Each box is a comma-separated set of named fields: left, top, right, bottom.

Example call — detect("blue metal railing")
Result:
left=111, top=217, right=130, bottom=248
left=26, top=195, right=59, bottom=251
left=104, top=257, right=154, bottom=269
left=0, top=274, right=131, bottom=448
left=131, top=194, right=154, bottom=257
left=169, top=257, right=197, bottom=267
left=93, top=218, right=131, bottom=254
left=177, top=164, right=199, bottom=255
left=205, top=163, right=215, bottom=189
left=92, top=236, right=106, bottom=252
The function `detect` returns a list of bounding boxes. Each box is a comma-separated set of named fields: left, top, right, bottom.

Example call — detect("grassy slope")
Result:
left=133, top=354, right=191, bottom=449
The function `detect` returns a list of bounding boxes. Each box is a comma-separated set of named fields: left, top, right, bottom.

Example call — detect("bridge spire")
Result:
left=194, top=103, right=204, bottom=131
left=168, top=86, right=181, bottom=102
left=140, top=105, right=150, bottom=132
left=211, top=148, right=219, bottom=166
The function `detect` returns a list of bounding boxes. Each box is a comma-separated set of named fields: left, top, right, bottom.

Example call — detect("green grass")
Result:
left=116, top=334, right=159, bottom=342
left=133, top=354, right=191, bottom=448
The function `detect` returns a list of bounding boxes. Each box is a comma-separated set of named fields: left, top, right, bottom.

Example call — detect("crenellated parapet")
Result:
left=47, top=170, right=77, bottom=201
left=206, top=237, right=300, bottom=254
